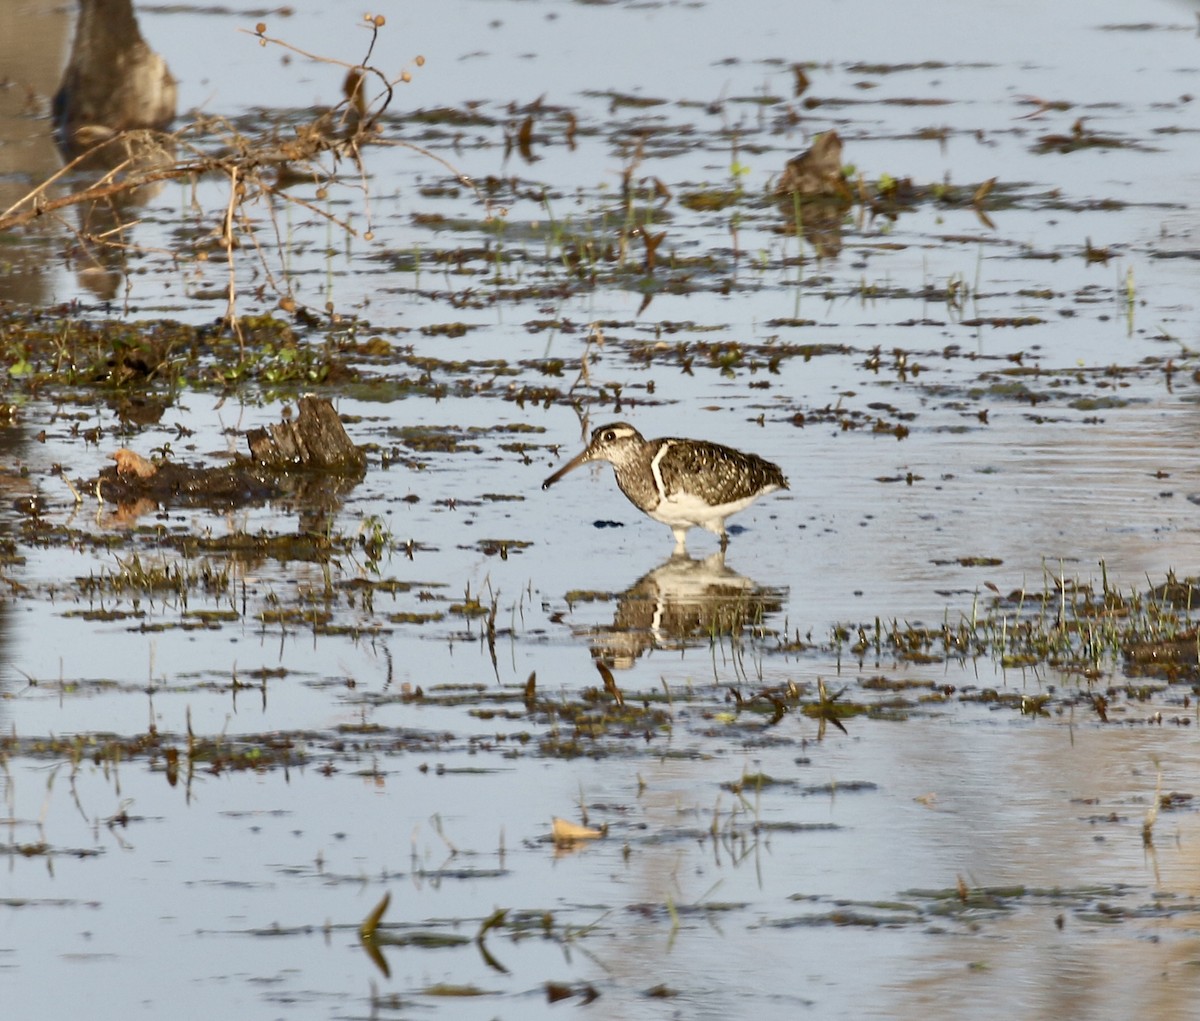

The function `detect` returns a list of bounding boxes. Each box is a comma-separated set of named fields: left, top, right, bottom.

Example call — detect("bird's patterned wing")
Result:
left=655, top=440, right=785, bottom=504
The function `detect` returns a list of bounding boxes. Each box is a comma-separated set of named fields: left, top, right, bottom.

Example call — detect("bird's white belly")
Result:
left=648, top=488, right=776, bottom=532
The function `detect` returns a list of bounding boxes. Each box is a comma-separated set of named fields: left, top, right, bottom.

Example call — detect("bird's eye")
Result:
left=603, top=430, right=616, bottom=442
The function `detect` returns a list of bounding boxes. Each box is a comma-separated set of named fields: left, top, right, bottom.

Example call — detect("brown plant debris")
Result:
left=93, top=397, right=364, bottom=509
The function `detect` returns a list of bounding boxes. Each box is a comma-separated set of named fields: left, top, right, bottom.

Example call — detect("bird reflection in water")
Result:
left=54, top=0, right=176, bottom=151
left=51, top=0, right=178, bottom=299
left=588, top=550, right=787, bottom=670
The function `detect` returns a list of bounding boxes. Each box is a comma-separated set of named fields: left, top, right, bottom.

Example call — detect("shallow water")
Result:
left=4, top=0, right=1200, bottom=1018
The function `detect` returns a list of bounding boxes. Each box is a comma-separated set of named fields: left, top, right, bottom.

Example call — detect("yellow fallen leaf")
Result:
left=551, top=816, right=602, bottom=846
left=110, top=448, right=157, bottom=479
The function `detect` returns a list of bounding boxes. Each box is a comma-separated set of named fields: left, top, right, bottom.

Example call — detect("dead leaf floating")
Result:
left=110, top=448, right=157, bottom=479
left=551, top=817, right=602, bottom=847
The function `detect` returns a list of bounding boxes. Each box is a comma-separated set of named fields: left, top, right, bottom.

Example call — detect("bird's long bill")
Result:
left=542, top=448, right=591, bottom=489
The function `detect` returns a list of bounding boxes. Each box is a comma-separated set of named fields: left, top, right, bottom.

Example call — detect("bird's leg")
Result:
left=671, top=525, right=690, bottom=551
left=719, top=529, right=729, bottom=552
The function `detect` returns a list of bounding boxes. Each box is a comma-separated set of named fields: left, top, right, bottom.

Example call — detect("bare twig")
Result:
left=0, top=14, right=505, bottom=334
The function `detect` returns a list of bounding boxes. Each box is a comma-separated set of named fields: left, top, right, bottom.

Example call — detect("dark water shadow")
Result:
left=0, top=3, right=70, bottom=307
left=0, top=420, right=30, bottom=721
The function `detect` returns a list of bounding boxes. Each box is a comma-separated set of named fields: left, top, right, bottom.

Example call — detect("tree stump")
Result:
left=247, top=395, right=365, bottom=473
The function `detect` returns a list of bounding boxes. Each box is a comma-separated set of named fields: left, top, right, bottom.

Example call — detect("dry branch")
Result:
left=0, top=16, right=464, bottom=331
